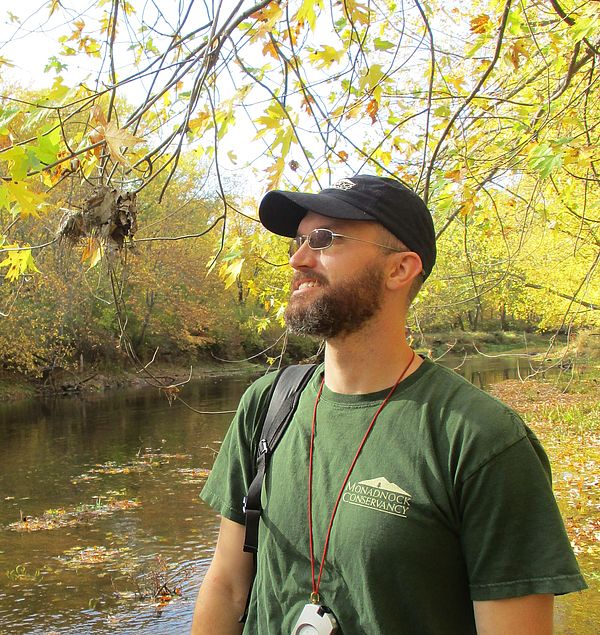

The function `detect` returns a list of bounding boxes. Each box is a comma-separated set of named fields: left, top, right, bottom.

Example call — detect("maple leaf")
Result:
left=366, top=99, right=379, bottom=124
left=470, top=14, right=490, bottom=34
left=0, top=245, right=41, bottom=281
left=5, top=181, right=46, bottom=217
left=507, top=42, right=529, bottom=71
left=94, top=122, right=145, bottom=166
left=262, top=39, right=279, bottom=60
left=444, top=169, right=463, bottom=182
left=310, top=44, right=344, bottom=69
left=250, top=2, right=283, bottom=23
left=90, top=104, right=107, bottom=127
left=188, top=111, right=211, bottom=136
left=265, top=158, right=285, bottom=191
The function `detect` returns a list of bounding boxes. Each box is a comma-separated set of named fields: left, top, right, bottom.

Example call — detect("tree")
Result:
left=0, top=0, right=598, bottom=349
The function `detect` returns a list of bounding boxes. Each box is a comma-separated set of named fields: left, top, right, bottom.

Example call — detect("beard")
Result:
left=284, top=261, right=386, bottom=339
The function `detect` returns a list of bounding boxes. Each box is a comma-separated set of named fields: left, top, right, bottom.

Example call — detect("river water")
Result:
left=0, top=358, right=595, bottom=634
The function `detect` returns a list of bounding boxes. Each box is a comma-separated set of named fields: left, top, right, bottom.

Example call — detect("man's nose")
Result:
left=289, top=239, right=317, bottom=270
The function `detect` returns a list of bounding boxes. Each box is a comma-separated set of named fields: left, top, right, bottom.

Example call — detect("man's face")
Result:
left=284, top=212, right=388, bottom=339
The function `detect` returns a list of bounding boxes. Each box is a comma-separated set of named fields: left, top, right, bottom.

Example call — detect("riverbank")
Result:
left=0, top=359, right=263, bottom=403
left=0, top=329, right=595, bottom=404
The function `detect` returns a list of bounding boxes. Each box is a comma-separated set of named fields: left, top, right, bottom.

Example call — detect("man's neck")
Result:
left=322, top=319, right=420, bottom=394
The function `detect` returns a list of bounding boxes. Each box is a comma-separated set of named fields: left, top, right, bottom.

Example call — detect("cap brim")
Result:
left=259, top=190, right=375, bottom=237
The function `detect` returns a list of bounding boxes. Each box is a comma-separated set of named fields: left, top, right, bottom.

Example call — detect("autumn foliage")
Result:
left=0, top=0, right=598, bottom=374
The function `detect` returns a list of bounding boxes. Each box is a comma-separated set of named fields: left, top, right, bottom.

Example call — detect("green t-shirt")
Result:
left=201, top=359, right=586, bottom=633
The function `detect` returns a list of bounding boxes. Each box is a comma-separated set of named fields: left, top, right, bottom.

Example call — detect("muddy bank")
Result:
left=0, top=360, right=263, bottom=403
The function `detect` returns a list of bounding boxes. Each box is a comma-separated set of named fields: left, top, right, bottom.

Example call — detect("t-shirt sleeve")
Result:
left=200, top=372, right=276, bottom=524
left=458, top=431, right=587, bottom=600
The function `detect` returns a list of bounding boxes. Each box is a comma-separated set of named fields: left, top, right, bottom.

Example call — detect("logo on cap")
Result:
left=331, top=178, right=356, bottom=191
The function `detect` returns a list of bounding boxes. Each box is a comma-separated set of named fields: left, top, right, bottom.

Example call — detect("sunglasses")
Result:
left=289, top=228, right=404, bottom=257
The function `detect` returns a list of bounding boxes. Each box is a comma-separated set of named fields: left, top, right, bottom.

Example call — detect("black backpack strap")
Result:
left=242, top=363, right=318, bottom=555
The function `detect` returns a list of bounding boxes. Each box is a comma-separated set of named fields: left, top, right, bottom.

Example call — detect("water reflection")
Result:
left=0, top=362, right=594, bottom=634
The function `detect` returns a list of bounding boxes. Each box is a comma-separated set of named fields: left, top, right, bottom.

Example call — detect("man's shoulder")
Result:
left=241, top=363, right=320, bottom=409
left=422, top=359, right=519, bottom=412
left=418, top=359, right=528, bottom=442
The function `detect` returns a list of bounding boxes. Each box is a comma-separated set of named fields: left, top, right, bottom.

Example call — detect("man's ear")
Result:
left=385, top=252, right=423, bottom=291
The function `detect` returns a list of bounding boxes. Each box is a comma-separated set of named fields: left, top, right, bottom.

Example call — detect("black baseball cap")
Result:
left=259, top=174, right=436, bottom=279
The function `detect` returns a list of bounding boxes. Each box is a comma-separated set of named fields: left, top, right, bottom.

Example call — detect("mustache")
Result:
left=292, top=271, right=328, bottom=287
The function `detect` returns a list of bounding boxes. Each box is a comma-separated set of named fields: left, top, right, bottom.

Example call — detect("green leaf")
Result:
left=1, top=146, right=31, bottom=181
left=374, top=38, right=395, bottom=51
left=527, top=143, right=563, bottom=178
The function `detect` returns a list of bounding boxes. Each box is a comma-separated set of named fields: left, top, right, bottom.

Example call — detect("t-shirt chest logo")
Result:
left=342, top=477, right=412, bottom=518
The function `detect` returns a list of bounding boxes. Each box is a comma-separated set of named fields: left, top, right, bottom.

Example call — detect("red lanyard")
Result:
left=307, top=351, right=416, bottom=603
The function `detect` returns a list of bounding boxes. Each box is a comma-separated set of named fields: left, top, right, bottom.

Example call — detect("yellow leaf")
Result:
left=188, top=111, right=211, bottom=135
left=447, top=74, right=465, bottom=92
left=81, top=237, right=103, bottom=269
left=0, top=244, right=40, bottom=281
left=262, top=39, right=279, bottom=59
left=265, top=158, right=285, bottom=191
left=295, top=0, right=324, bottom=31
left=0, top=56, right=15, bottom=68
left=98, top=121, right=145, bottom=166
left=444, top=169, right=463, bottom=182
left=459, top=198, right=475, bottom=218
left=47, top=0, right=61, bottom=17
left=250, top=2, right=283, bottom=23
left=341, top=0, right=371, bottom=25
left=219, top=258, right=245, bottom=289
left=310, top=45, right=345, bottom=69
left=506, top=42, right=529, bottom=70
left=5, top=181, right=46, bottom=218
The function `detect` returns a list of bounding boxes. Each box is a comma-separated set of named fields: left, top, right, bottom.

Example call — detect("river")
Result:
left=0, top=357, right=595, bottom=634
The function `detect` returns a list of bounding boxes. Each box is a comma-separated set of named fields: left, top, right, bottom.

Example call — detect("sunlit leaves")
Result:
left=527, top=143, right=564, bottom=179
left=1, top=181, right=46, bottom=217
left=255, top=102, right=296, bottom=157
left=0, top=245, right=41, bottom=281
left=309, top=45, right=345, bottom=69
left=341, top=0, right=371, bottom=25
left=569, top=4, right=600, bottom=43
left=295, top=0, right=325, bottom=31
left=219, top=257, right=245, bottom=290
left=88, top=121, right=145, bottom=166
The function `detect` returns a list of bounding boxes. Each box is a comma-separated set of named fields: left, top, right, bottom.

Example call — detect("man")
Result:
left=192, top=175, right=586, bottom=634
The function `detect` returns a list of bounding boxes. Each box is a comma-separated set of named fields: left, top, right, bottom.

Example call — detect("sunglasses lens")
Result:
left=308, top=229, right=333, bottom=249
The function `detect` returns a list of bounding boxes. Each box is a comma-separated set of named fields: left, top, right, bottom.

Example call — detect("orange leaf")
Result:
left=470, top=15, right=490, bottom=34
left=444, top=169, right=463, bottom=182
left=366, top=98, right=379, bottom=124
